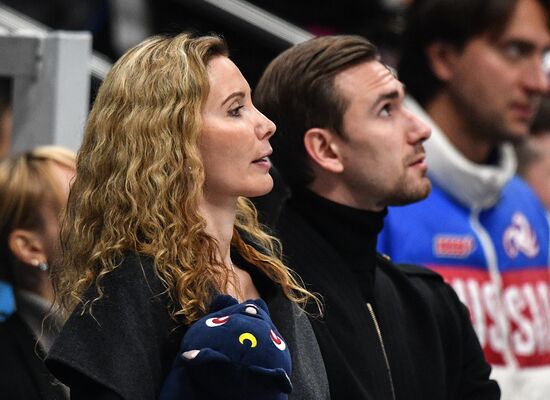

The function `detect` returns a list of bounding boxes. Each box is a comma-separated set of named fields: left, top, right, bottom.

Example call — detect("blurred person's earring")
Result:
left=31, top=258, right=49, bottom=272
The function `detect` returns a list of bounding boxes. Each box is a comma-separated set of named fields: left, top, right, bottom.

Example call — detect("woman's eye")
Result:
left=228, top=105, right=244, bottom=117
left=379, top=104, right=392, bottom=118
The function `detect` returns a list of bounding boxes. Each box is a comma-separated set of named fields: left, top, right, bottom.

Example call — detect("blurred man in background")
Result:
left=379, top=0, right=550, bottom=398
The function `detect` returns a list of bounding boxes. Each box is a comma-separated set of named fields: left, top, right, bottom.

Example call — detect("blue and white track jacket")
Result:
left=379, top=97, right=550, bottom=400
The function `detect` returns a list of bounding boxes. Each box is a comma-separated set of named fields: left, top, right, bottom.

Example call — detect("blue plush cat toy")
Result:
left=160, top=294, right=292, bottom=400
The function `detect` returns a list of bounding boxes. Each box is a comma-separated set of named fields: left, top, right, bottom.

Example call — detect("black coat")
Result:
left=47, top=252, right=184, bottom=400
left=0, top=313, right=67, bottom=400
left=275, top=190, right=500, bottom=400
left=46, top=251, right=329, bottom=400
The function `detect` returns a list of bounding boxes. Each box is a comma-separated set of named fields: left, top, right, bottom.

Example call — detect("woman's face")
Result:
left=200, top=56, right=276, bottom=203
left=38, top=162, right=75, bottom=264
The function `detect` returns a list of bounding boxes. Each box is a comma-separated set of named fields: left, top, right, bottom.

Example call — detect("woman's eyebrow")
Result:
left=221, top=91, right=245, bottom=106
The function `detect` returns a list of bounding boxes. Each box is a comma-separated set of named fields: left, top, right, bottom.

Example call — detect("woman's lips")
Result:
left=252, top=156, right=271, bottom=169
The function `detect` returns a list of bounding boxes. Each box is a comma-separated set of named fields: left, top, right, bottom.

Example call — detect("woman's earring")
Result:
left=31, top=259, right=49, bottom=272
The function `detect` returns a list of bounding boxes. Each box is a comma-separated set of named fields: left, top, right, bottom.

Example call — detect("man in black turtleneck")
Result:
left=254, top=35, right=500, bottom=399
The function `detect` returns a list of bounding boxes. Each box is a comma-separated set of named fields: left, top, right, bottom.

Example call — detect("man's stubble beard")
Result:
left=385, top=174, right=432, bottom=207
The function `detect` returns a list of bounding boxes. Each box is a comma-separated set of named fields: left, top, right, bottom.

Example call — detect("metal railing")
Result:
left=0, top=0, right=314, bottom=80
left=0, top=2, right=111, bottom=79
left=196, top=0, right=313, bottom=45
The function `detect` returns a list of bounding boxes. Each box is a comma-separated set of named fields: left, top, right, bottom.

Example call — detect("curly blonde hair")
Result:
left=53, top=33, right=318, bottom=324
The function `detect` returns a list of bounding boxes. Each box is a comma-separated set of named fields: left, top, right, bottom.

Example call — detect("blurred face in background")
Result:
left=2, top=150, right=76, bottom=301
left=36, top=162, right=75, bottom=265
left=441, top=0, right=550, bottom=144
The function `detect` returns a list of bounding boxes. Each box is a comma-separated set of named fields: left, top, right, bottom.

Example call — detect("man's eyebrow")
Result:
left=372, top=90, right=400, bottom=109
left=221, top=91, right=245, bottom=106
left=383, top=63, right=398, bottom=79
left=504, top=39, right=536, bottom=51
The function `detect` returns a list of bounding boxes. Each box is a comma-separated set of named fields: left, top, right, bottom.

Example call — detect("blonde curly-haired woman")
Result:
left=46, top=33, right=328, bottom=400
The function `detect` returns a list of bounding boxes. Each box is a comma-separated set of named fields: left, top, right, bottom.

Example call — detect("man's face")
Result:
left=330, top=60, right=432, bottom=210
left=444, top=0, right=550, bottom=144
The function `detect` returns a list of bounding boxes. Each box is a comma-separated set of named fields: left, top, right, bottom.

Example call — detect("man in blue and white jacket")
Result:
left=379, top=0, right=550, bottom=399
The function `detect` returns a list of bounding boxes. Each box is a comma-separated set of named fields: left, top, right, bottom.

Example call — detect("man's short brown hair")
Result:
left=254, top=35, right=379, bottom=188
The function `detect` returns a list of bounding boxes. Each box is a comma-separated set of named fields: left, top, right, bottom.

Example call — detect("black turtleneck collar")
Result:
left=287, top=187, right=387, bottom=299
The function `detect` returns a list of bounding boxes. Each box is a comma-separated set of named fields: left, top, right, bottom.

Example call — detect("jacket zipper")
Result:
left=469, top=210, right=517, bottom=368
left=366, top=302, right=397, bottom=400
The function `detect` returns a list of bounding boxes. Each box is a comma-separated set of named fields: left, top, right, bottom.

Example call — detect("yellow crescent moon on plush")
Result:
left=239, top=332, right=257, bottom=348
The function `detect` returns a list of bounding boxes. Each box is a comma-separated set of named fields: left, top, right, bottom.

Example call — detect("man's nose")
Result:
left=406, top=110, right=431, bottom=143
left=523, top=56, right=550, bottom=94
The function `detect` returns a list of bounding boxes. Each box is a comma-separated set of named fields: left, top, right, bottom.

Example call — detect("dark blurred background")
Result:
left=0, top=0, right=408, bottom=89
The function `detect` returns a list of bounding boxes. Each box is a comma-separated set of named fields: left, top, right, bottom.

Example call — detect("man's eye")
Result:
left=501, top=42, right=531, bottom=60
left=229, top=105, right=244, bottom=117
left=379, top=104, right=392, bottom=117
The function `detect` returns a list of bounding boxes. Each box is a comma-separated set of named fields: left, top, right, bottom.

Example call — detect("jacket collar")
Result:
left=15, top=289, right=62, bottom=354
left=287, top=187, right=386, bottom=300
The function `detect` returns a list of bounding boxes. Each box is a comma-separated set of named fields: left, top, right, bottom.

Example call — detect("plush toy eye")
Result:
left=206, top=315, right=230, bottom=327
left=244, top=304, right=259, bottom=315
left=270, top=329, right=286, bottom=351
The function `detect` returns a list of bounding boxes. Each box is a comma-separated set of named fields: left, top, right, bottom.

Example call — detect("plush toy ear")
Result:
left=248, top=366, right=293, bottom=394
left=209, top=294, right=239, bottom=312
left=183, top=348, right=232, bottom=366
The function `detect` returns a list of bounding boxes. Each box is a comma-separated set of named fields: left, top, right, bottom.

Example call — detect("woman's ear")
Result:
left=303, top=128, right=344, bottom=174
left=8, top=229, right=47, bottom=267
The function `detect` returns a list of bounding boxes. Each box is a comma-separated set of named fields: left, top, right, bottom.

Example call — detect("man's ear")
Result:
left=8, top=229, right=46, bottom=267
left=425, top=41, right=460, bottom=82
left=303, top=128, right=344, bottom=174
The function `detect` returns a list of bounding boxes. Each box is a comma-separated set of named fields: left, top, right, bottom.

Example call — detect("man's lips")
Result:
left=511, top=102, right=536, bottom=120
left=409, top=153, right=426, bottom=166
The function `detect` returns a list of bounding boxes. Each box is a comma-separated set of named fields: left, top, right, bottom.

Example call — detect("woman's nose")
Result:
left=255, top=108, right=276, bottom=140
